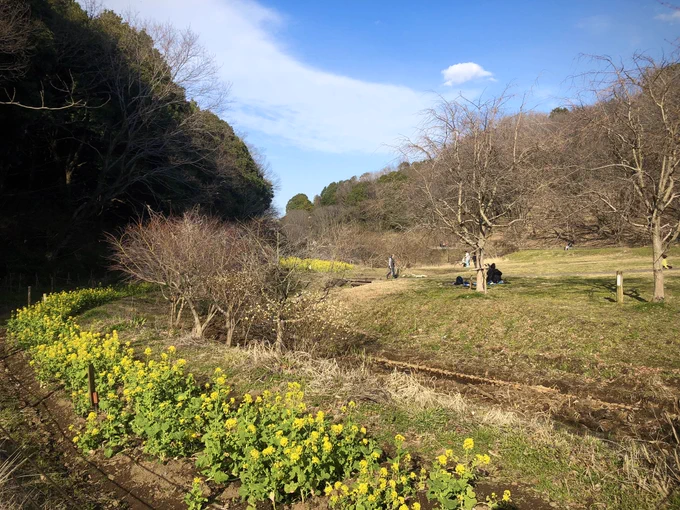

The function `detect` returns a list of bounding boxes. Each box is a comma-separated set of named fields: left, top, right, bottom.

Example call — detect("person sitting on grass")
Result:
left=486, top=263, right=503, bottom=284
left=662, top=253, right=673, bottom=270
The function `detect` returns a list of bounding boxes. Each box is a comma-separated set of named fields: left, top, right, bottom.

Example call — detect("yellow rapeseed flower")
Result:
left=438, top=455, right=447, bottom=466
left=463, top=438, right=474, bottom=451
left=455, top=463, right=466, bottom=476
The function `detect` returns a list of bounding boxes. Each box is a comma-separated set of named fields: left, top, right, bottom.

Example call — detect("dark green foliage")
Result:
left=0, top=0, right=272, bottom=277
left=286, top=193, right=313, bottom=213
left=377, top=170, right=408, bottom=184
left=318, top=181, right=338, bottom=206
left=549, top=106, right=569, bottom=118
left=345, top=181, right=369, bottom=206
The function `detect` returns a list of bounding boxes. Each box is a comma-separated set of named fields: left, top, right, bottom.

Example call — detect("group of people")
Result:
left=387, top=248, right=672, bottom=284
left=387, top=252, right=504, bottom=285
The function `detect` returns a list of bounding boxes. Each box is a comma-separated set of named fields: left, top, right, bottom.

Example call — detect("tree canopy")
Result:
left=285, top=193, right=313, bottom=213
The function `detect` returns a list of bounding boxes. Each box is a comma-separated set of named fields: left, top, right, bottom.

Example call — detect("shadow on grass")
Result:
left=595, top=282, right=648, bottom=303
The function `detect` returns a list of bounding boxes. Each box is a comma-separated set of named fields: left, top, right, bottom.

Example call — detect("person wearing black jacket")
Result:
left=486, top=263, right=503, bottom=284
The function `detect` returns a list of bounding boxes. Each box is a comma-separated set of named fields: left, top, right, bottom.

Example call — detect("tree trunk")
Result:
left=187, top=299, right=205, bottom=339
left=275, top=315, right=285, bottom=352
left=475, top=248, right=486, bottom=293
left=169, top=298, right=176, bottom=329
left=651, top=219, right=665, bottom=302
left=225, top=312, right=236, bottom=347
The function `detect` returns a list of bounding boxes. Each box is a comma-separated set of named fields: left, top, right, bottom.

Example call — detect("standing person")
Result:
left=464, top=252, right=471, bottom=267
left=387, top=254, right=396, bottom=279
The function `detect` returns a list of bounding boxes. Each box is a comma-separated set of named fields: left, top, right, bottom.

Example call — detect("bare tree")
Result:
left=53, top=11, right=230, bottom=256
left=144, top=21, right=230, bottom=113
left=583, top=52, right=680, bottom=301
left=404, top=93, right=548, bottom=291
left=109, top=210, right=238, bottom=339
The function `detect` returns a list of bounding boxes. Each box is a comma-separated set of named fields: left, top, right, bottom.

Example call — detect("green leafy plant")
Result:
left=184, top=477, right=208, bottom=510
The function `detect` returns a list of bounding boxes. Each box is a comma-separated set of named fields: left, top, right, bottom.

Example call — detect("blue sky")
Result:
left=92, top=0, right=679, bottom=212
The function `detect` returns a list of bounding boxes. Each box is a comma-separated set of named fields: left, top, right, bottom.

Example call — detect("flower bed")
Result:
left=8, top=288, right=509, bottom=509
left=280, top=257, right=354, bottom=273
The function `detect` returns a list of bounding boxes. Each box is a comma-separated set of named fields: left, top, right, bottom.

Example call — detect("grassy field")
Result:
left=2, top=247, right=679, bottom=509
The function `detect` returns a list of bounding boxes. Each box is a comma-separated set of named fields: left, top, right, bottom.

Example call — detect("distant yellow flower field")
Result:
left=280, top=257, right=353, bottom=272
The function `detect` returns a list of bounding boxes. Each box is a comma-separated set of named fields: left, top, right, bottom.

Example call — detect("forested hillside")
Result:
left=0, top=0, right=273, bottom=277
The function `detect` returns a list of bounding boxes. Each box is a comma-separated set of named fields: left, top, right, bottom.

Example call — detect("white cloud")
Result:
left=87, top=0, right=436, bottom=154
left=441, top=62, right=494, bottom=86
left=655, top=10, right=680, bottom=23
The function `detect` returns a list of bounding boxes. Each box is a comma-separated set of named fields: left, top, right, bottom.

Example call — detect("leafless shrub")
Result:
left=109, top=210, right=252, bottom=339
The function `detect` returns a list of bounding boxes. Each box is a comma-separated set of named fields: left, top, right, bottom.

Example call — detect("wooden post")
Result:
left=88, top=363, right=99, bottom=412
left=616, top=271, right=623, bottom=304
left=27, top=286, right=31, bottom=307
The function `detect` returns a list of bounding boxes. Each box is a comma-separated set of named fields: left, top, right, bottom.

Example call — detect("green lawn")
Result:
left=347, top=275, right=680, bottom=382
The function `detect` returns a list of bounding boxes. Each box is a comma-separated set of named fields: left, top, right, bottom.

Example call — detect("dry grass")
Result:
left=0, top=449, right=27, bottom=510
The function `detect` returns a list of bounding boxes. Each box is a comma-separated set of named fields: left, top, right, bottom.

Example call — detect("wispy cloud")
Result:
left=576, top=15, right=611, bottom=34
left=441, top=62, right=494, bottom=86
left=655, top=10, right=680, bottom=23
left=89, top=0, right=438, bottom=154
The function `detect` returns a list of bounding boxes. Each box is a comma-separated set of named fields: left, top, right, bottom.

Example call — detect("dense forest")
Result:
left=0, top=0, right=273, bottom=278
